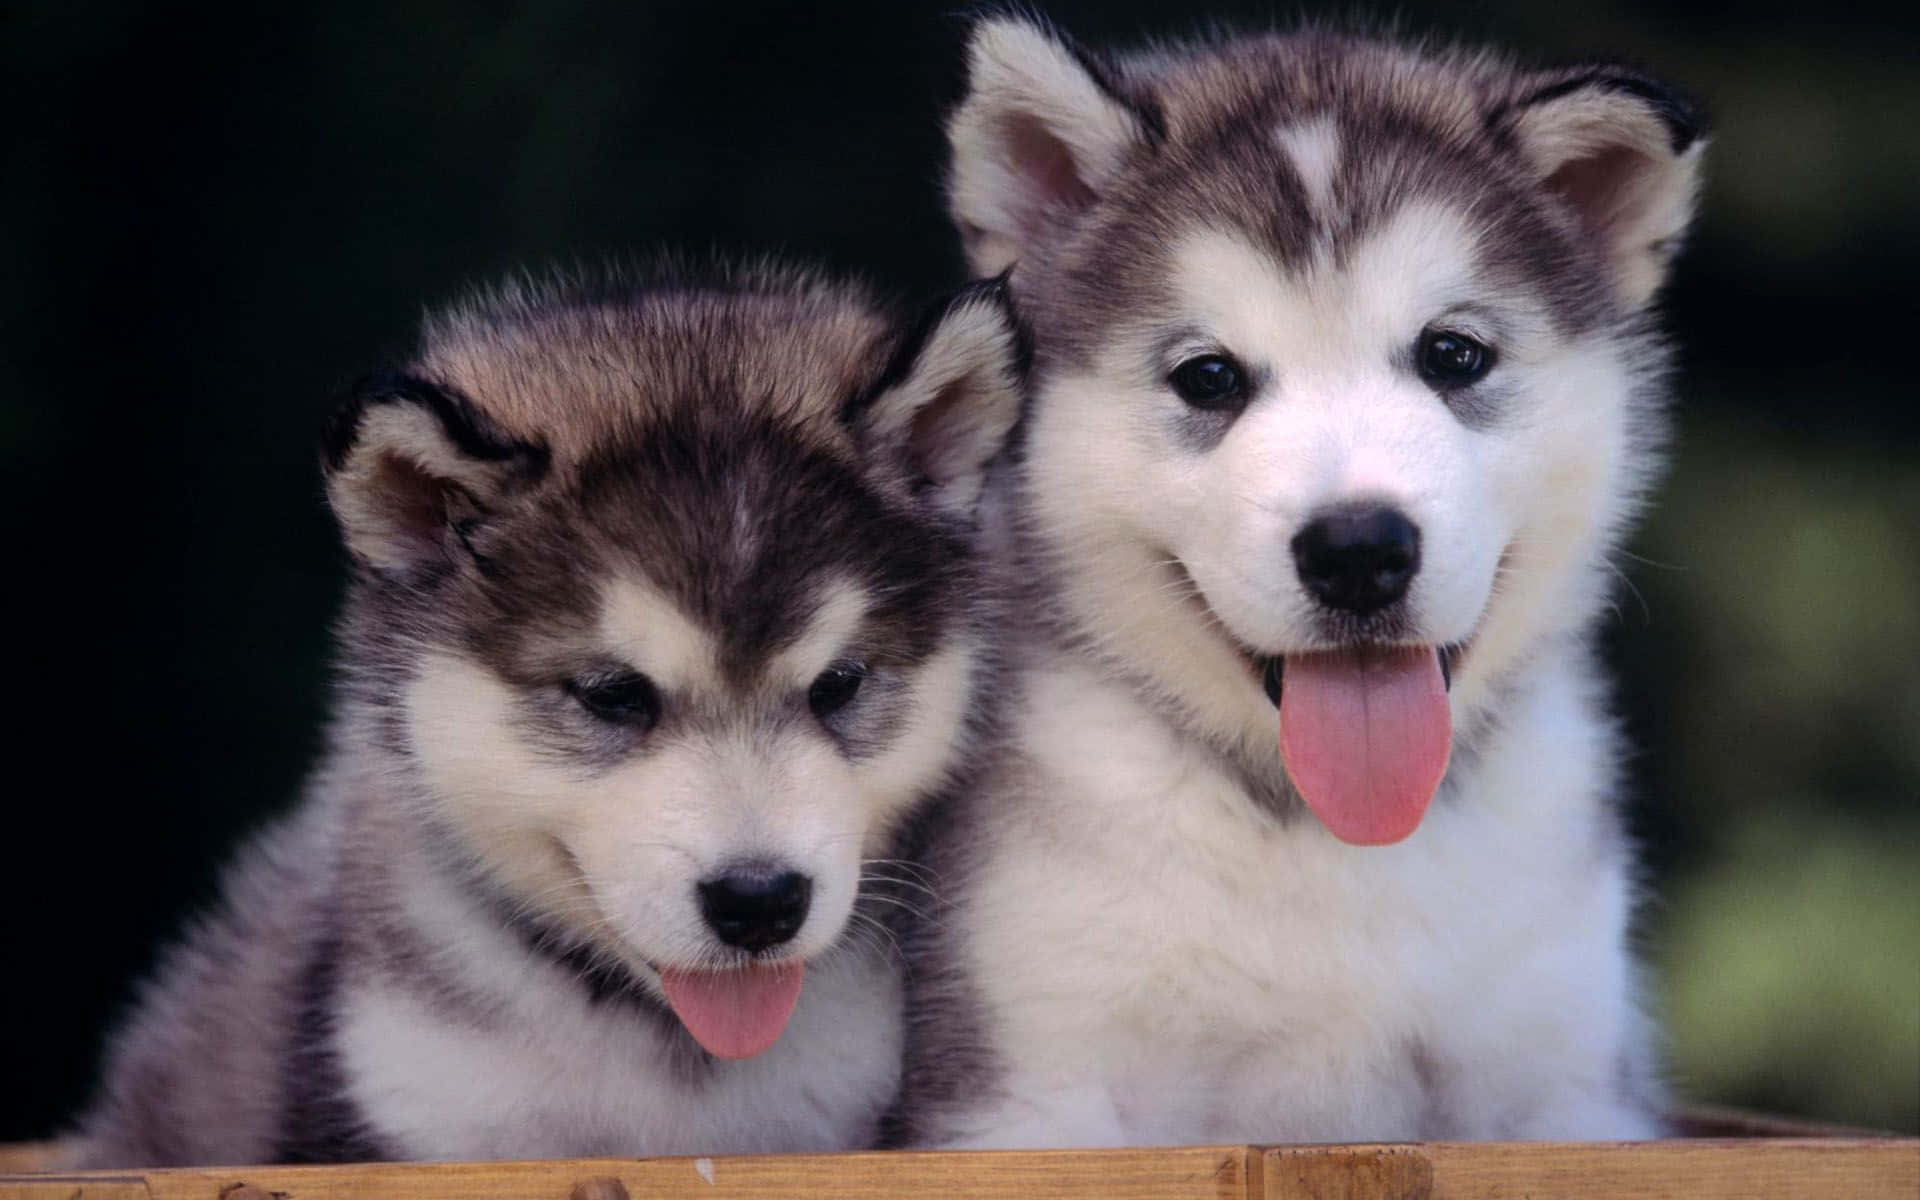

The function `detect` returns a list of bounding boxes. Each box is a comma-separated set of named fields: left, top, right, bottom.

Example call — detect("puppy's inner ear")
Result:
left=855, top=282, right=1025, bottom=518
left=908, top=371, right=1005, bottom=505
left=324, top=374, right=548, bottom=575
left=948, top=16, right=1154, bottom=276
left=1003, top=111, right=1100, bottom=218
left=1506, top=72, right=1706, bottom=309
left=354, top=450, right=486, bottom=565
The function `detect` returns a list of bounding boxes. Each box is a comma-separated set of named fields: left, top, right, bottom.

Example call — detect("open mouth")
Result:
left=1248, top=640, right=1471, bottom=848
left=1165, top=555, right=1479, bottom=847
left=527, top=849, right=811, bottom=1060
left=656, top=958, right=806, bottom=1060
left=1259, top=642, right=1466, bottom=703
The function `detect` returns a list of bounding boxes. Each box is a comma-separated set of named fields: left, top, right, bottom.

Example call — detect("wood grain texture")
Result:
left=0, top=1175, right=154, bottom=1200
left=2, top=1139, right=1915, bottom=1200
left=0, top=1146, right=60, bottom=1175
left=2, top=1145, right=1257, bottom=1200
left=1258, top=1145, right=1434, bottom=1200
left=1260, top=1140, right=1920, bottom=1199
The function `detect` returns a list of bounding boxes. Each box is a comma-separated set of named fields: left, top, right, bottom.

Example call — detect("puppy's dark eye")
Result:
left=807, top=663, right=866, bottom=719
left=1168, top=354, right=1248, bottom=411
left=1417, top=329, right=1494, bottom=387
left=567, top=672, right=660, bottom=731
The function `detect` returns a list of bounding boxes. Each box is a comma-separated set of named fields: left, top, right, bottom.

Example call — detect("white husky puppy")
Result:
left=891, top=14, right=1704, bottom=1147
left=66, top=263, right=1023, bottom=1165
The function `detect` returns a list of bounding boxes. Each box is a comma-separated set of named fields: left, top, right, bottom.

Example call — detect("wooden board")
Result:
left=1, top=1139, right=1914, bottom=1200
left=0, top=1145, right=1254, bottom=1200
left=0, top=1148, right=57, bottom=1176
left=1260, top=1141, right=1919, bottom=1198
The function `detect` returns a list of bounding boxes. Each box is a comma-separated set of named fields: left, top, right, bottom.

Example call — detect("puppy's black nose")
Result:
left=698, top=867, right=812, bottom=951
left=1291, top=504, right=1421, bottom=614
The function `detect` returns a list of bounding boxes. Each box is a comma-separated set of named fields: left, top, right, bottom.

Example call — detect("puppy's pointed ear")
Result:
left=321, top=373, right=550, bottom=575
left=848, top=278, right=1027, bottom=518
left=947, top=14, right=1158, bottom=276
left=1502, top=66, right=1707, bottom=309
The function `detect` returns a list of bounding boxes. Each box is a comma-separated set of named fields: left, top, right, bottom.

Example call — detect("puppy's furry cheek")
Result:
left=405, top=652, right=578, bottom=895
left=1147, top=414, right=1302, bottom=644
left=1477, top=346, right=1642, bottom=653
left=850, top=639, right=984, bottom=844
left=559, top=761, right=705, bottom=957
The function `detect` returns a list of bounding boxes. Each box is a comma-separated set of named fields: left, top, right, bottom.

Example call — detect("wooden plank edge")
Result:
left=3, top=1104, right=1897, bottom=1172
left=4, top=1138, right=1914, bottom=1200
left=1259, top=1138, right=1920, bottom=1200
left=0, top=1146, right=59, bottom=1176
left=0, top=1144, right=1258, bottom=1200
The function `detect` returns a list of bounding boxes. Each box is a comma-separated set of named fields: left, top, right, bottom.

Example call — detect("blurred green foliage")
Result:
left=3, top=0, right=1914, bottom=1140
left=1639, top=427, right=1920, bottom=1132
left=1658, top=809, right=1920, bottom=1131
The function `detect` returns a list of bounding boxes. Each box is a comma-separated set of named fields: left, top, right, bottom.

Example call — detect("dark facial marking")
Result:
left=818, top=667, right=910, bottom=763
left=1153, top=328, right=1271, bottom=452
left=448, top=404, right=948, bottom=679
left=580, top=413, right=964, bottom=689
left=1385, top=326, right=1508, bottom=428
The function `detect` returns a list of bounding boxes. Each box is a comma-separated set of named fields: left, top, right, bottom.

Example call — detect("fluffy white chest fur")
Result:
left=948, top=648, right=1651, bottom=1147
left=335, top=862, right=904, bottom=1161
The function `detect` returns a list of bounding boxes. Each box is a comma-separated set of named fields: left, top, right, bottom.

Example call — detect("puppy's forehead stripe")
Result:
left=1274, top=117, right=1342, bottom=219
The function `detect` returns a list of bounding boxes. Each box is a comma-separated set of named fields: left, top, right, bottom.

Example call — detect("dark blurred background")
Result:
left=3, top=0, right=1915, bottom=1142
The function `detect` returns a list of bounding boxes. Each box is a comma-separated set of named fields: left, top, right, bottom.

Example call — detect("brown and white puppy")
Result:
left=68, top=262, right=1023, bottom=1165
left=892, top=14, right=1703, bottom=1146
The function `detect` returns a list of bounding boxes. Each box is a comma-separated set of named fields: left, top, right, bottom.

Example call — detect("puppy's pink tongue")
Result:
left=658, top=962, right=804, bottom=1060
left=1279, top=646, right=1451, bottom=846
